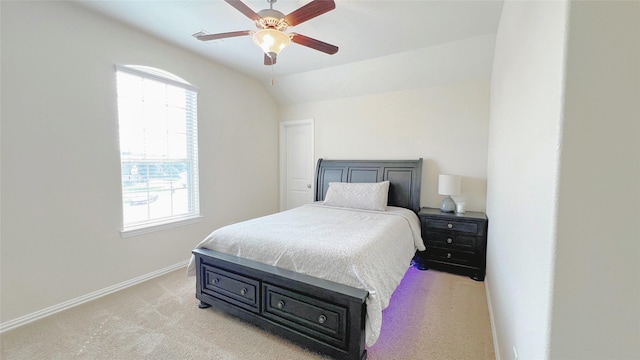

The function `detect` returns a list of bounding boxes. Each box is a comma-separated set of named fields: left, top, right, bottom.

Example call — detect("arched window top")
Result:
left=115, top=64, right=198, bottom=92
left=126, top=65, right=189, bottom=84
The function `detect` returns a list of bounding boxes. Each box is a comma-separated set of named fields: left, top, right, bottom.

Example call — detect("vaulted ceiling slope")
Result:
left=76, top=0, right=504, bottom=105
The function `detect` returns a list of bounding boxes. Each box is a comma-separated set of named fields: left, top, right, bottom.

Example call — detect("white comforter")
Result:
left=187, top=203, right=424, bottom=346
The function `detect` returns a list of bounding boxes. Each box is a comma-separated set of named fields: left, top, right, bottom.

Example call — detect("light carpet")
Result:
left=1, top=266, right=495, bottom=359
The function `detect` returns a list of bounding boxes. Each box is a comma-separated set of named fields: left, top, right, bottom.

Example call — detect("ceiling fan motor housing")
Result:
left=256, top=9, right=289, bottom=31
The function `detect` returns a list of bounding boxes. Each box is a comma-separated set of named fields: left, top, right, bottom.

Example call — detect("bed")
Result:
left=188, top=159, right=423, bottom=360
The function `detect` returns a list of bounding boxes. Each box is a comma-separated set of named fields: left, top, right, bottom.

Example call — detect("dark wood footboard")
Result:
left=193, top=248, right=369, bottom=360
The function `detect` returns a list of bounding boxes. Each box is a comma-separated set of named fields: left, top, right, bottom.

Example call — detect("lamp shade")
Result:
left=438, top=174, right=461, bottom=196
left=253, top=29, right=291, bottom=57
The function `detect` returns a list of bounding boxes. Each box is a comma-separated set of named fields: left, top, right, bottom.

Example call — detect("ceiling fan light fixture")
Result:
left=253, top=29, right=291, bottom=57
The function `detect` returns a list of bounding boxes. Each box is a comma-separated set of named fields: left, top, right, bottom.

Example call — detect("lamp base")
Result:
left=440, top=195, right=456, bottom=212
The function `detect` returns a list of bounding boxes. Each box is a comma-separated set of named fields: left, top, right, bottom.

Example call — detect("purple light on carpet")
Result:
left=370, top=266, right=433, bottom=354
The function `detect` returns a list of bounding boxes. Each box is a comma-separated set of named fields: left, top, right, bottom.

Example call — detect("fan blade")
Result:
left=284, top=0, right=335, bottom=27
left=290, top=33, right=338, bottom=55
left=224, top=0, right=261, bottom=21
left=196, top=30, right=252, bottom=41
left=264, top=53, right=277, bottom=66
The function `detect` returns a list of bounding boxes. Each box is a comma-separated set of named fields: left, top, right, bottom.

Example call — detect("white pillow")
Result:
left=323, top=181, right=390, bottom=211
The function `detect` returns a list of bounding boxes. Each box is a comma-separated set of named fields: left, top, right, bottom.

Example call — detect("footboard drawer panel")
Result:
left=193, top=248, right=368, bottom=360
left=201, top=264, right=259, bottom=312
left=263, top=283, right=347, bottom=348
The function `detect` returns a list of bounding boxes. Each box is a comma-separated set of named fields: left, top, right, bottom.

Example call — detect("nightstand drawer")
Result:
left=424, top=219, right=478, bottom=234
left=425, top=231, right=476, bottom=251
left=424, top=247, right=475, bottom=265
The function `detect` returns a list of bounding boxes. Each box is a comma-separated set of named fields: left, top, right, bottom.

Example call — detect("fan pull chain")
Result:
left=271, top=63, right=275, bottom=86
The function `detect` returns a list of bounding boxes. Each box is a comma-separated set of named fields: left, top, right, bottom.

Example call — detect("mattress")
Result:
left=187, top=203, right=424, bottom=346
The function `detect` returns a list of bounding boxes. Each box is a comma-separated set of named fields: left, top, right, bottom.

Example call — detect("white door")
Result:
left=280, top=119, right=314, bottom=211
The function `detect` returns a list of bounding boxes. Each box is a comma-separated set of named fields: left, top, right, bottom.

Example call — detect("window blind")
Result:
left=115, top=65, right=200, bottom=234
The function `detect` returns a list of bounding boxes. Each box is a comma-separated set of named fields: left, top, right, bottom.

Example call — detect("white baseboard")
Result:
left=0, top=260, right=189, bottom=333
left=485, top=275, right=501, bottom=360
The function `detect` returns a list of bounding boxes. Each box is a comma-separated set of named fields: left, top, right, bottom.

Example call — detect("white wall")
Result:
left=487, top=1, right=640, bottom=359
left=280, top=79, right=490, bottom=212
left=0, top=1, right=279, bottom=324
left=486, top=1, right=568, bottom=358
left=549, top=1, right=640, bottom=358
left=271, top=34, right=496, bottom=106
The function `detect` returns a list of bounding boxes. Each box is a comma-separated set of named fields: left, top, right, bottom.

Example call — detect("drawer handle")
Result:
left=213, top=278, right=220, bottom=284
left=447, top=223, right=453, bottom=229
left=277, top=300, right=285, bottom=309
left=240, top=288, right=248, bottom=295
left=447, top=238, right=453, bottom=244
left=447, top=253, right=452, bottom=259
left=318, top=315, right=327, bottom=324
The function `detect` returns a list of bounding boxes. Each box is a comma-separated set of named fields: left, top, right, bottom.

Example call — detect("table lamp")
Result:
left=438, top=174, right=461, bottom=212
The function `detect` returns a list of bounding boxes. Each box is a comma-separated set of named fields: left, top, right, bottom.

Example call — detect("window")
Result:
left=115, top=65, right=200, bottom=236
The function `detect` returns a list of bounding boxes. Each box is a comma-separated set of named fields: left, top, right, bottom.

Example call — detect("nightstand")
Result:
left=414, top=207, right=488, bottom=281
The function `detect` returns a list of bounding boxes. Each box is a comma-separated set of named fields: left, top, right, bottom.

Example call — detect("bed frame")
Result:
left=193, top=159, right=422, bottom=360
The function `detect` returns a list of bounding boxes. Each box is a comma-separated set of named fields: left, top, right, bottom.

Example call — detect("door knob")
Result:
left=307, top=184, right=311, bottom=188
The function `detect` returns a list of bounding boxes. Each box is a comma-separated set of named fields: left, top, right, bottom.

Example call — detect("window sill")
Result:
left=120, top=216, right=203, bottom=238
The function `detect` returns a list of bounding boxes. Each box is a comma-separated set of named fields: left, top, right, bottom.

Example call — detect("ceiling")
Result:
left=76, top=0, right=504, bottom=104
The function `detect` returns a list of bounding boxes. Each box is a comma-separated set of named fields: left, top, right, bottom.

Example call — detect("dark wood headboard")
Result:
left=315, top=159, right=423, bottom=213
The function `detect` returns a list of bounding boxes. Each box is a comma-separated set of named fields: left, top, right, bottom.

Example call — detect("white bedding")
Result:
left=187, top=203, right=424, bottom=346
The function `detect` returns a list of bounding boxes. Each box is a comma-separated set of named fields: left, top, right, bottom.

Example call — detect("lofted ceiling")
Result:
left=76, top=0, right=504, bottom=104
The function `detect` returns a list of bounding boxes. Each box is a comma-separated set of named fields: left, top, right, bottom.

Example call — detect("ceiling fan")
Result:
left=195, top=0, right=338, bottom=66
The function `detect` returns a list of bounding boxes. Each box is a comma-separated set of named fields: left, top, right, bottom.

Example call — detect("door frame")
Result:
left=279, top=119, right=315, bottom=211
